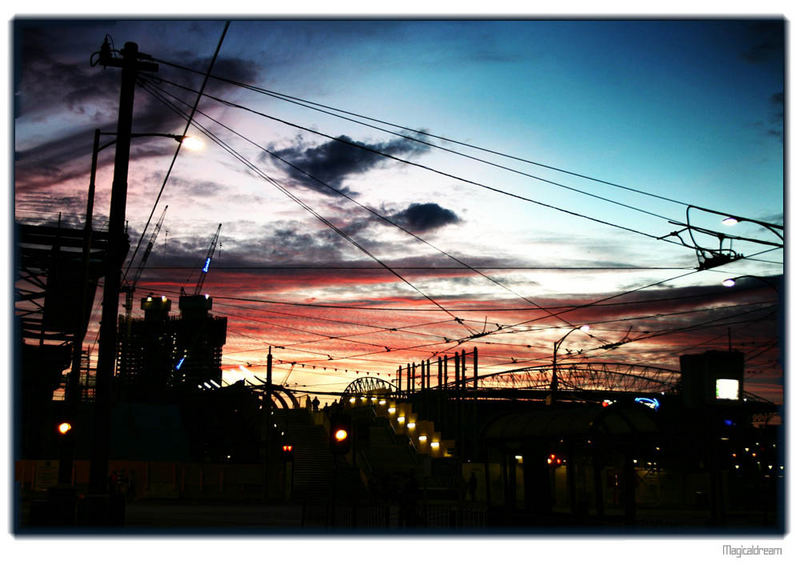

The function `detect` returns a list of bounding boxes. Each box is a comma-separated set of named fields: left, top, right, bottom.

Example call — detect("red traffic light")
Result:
left=282, top=444, right=293, bottom=452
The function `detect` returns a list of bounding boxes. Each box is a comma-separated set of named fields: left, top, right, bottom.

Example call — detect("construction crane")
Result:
left=122, top=205, right=168, bottom=320
left=182, top=223, right=222, bottom=297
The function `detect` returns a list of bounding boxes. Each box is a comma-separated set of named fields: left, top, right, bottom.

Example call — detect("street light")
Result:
left=550, top=325, right=591, bottom=398
left=59, top=127, right=195, bottom=487
left=84, top=124, right=199, bottom=494
left=721, top=275, right=780, bottom=292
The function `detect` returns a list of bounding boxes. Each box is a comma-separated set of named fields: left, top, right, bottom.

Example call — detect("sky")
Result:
left=11, top=18, right=785, bottom=403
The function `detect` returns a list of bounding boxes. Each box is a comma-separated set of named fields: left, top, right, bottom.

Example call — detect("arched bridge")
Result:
left=479, top=362, right=681, bottom=395
left=341, top=376, right=396, bottom=400
left=338, top=363, right=680, bottom=403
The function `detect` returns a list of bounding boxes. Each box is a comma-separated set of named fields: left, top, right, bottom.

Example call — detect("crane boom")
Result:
left=193, top=223, right=221, bottom=296
left=123, top=205, right=168, bottom=317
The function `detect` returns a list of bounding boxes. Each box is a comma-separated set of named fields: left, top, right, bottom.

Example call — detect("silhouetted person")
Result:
left=312, top=396, right=320, bottom=411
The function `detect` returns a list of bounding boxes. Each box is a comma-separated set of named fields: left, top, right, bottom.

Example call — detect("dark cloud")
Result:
left=767, top=91, right=784, bottom=138
left=270, top=134, right=430, bottom=196
left=739, top=21, right=784, bottom=65
left=388, top=202, right=461, bottom=233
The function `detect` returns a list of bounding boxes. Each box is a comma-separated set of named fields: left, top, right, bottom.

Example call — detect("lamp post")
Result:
left=721, top=275, right=781, bottom=292
left=58, top=128, right=193, bottom=489
left=550, top=325, right=590, bottom=400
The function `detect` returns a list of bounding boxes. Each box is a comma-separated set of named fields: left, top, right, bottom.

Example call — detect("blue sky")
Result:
left=12, top=18, right=785, bottom=399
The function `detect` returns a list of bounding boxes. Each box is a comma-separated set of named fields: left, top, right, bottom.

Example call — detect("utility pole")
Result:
left=89, top=41, right=157, bottom=499
left=264, top=347, right=273, bottom=500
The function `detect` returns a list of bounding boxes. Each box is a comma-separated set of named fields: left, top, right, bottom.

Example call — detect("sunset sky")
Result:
left=12, top=18, right=785, bottom=402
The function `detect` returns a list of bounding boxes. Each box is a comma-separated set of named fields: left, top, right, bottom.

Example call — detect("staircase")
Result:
left=277, top=410, right=333, bottom=503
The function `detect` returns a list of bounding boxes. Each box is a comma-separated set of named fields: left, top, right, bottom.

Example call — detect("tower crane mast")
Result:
left=123, top=205, right=168, bottom=318
left=191, top=223, right=222, bottom=296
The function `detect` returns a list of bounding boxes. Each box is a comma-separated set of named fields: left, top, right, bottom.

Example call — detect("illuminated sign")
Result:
left=202, top=257, right=211, bottom=273
left=715, top=378, right=740, bottom=400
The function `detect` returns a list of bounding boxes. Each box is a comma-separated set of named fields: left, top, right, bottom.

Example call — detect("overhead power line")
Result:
left=141, top=74, right=696, bottom=251
left=140, top=80, right=477, bottom=336
left=149, top=58, right=702, bottom=212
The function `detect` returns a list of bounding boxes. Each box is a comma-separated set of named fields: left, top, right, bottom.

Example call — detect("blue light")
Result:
left=634, top=397, right=660, bottom=411
left=724, top=419, right=735, bottom=427
left=202, top=257, right=211, bottom=273
left=176, top=356, right=186, bottom=370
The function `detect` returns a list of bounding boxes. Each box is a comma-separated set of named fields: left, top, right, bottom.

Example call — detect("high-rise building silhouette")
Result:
left=117, top=294, right=227, bottom=398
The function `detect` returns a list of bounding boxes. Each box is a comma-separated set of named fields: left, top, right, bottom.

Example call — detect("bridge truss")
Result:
left=478, top=362, right=681, bottom=395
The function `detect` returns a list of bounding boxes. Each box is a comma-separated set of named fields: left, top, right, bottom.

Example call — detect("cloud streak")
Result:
left=270, top=134, right=431, bottom=196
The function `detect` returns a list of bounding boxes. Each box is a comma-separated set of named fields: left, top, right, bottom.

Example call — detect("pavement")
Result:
left=123, top=500, right=304, bottom=530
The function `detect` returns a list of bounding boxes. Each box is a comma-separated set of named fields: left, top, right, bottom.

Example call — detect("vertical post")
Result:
left=473, top=347, right=478, bottom=390
left=437, top=357, right=442, bottom=389
left=397, top=366, right=402, bottom=394
left=455, top=351, right=461, bottom=457
left=59, top=129, right=102, bottom=487
left=406, top=363, right=411, bottom=395
left=89, top=42, right=142, bottom=495
left=461, top=350, right=467, bottom=390
left=425, top=360, right=430, bottom=390
left=454, top=352, right=460, bottom=393
left=264, top=346, right=273, bottom=500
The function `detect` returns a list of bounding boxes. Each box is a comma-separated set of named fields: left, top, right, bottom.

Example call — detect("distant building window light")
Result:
left=716, top=378, right=740, bottom=400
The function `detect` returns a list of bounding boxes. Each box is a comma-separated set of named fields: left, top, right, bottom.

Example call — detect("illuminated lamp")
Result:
left=397, top=416, right=405, bottom=424
left=349, top=397, right=356, bottom=404
left=407, top=421, right=416, bottom=429
left=57, top=422, right=72, bottom=435
left=722, top=217, right=739, bottom=226
left=388, top=406, right=396, bottom=414
left=181, top=135, right=204, bottom=151
left=715, top=378, right=740, bottom=400
left=334, top=429, right=348, bottom=442
left=722, top=278, right=737, bottom=288
left=431, top=441, right=440, bottom=450
left=378, top=399, right=386, bottom=406
left=418, top=435, right=428, bottom=443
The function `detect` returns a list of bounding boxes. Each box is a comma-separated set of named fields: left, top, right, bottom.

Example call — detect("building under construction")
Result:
left=117, top=293, right=227, bottom=399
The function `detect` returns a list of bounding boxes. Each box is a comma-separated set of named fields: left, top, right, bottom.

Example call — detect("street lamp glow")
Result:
left=180, top=135, right=204, bottom=151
